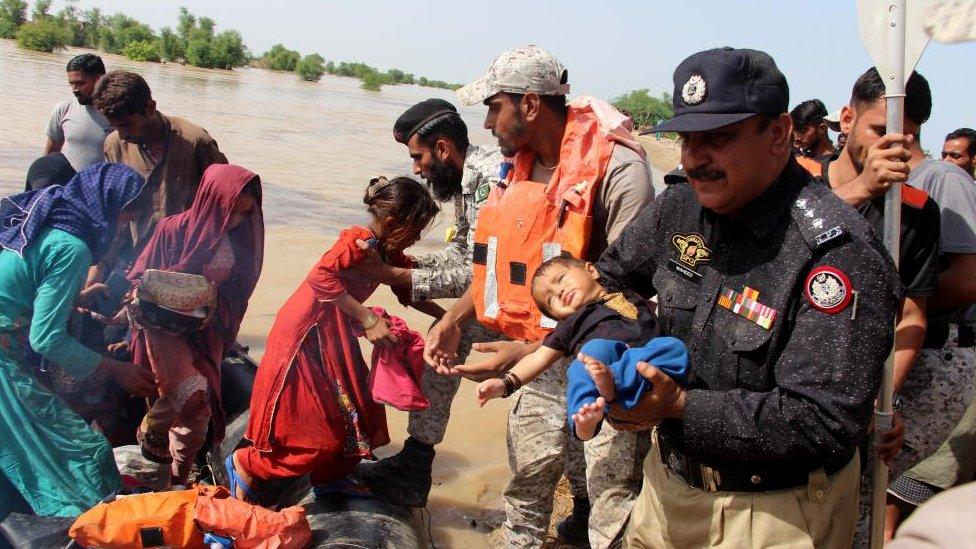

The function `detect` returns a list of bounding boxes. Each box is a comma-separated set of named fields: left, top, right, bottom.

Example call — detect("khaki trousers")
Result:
left=626, top=441, right=860, bottom=549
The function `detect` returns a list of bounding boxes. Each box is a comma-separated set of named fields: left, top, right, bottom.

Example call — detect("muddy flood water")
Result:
left=0, top=39, right=674, bottom=547
left=0, top=38, right=522, bottom=548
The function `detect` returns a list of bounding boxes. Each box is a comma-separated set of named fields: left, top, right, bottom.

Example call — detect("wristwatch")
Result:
left=361, top=312, right=380, bottom=330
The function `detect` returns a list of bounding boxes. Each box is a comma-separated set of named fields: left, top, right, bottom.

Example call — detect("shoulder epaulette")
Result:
left=791, top=184, right=850, bottom=251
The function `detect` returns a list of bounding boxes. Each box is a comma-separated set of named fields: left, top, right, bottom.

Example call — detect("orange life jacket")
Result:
left=471, top=98, right=630, bottom=342
left=796, top=155, right=823, bottom=177
left=69, top=486, right=214, bottom=549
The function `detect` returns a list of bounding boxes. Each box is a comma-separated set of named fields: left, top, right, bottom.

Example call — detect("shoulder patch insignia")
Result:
left=805, top=266, right=853, bottom=314
left=672, top=233, right=711, bottom=267
left=475, top=182, right=491, bottom=203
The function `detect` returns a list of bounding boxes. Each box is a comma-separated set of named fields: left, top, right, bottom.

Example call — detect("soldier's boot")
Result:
left=556, top=496, right=591, bottom=547
left=352, top=437, right=435, bottom=508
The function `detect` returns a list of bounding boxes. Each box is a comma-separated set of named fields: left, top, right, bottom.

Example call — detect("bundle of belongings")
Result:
left=131, top=269, right=216, bottom=333
left=355, top=307, right=429, bottom=411
left=114, top=445, right=171, bottom=493
left=68, top=485, right=312, bottom=549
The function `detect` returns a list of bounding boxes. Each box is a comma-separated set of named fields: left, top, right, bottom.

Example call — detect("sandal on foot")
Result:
left=224, top=454, right=256, bottom=501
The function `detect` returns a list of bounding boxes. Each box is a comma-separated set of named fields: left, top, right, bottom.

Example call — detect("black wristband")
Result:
left=502, top=372, right=523, bottom=398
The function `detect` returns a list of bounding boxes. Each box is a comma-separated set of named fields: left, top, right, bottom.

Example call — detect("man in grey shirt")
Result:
left=44, top=54, right=113, bottom=171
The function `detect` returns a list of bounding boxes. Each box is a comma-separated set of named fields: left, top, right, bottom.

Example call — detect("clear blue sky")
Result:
left=63, top=0, right=976, bottom=152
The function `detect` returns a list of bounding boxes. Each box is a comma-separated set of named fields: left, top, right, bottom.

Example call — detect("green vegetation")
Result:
left=296, top=53, right=325, bottom=82
left=314, top=59, right=457, bottom=91
left=0, top=0, right=28, bottom=39
left=15, top=17, right=67, bottom=52
left=360, top=70, right=385, bottom=91
left=7, top=4, right=248, bottom=68
left=99, top=14, right=154, bottom=55
left=260, top=43, right=300, bottom=71
left=121, top=39, right=159, bottom=62
left=611, top=89, right=674, bottom=131
left=3, top=3, right=460, bottom=90
left=177, top=8, right=248, bottom=69
left=157, top=27, right=184, bottom=61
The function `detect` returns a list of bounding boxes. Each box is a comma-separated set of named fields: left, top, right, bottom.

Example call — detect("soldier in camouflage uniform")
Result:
left=350, top=99, right=506, bottom=507
left=434, top=45, right=655, bottom=548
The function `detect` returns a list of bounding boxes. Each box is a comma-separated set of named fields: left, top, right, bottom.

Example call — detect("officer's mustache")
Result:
left=686, top=166, right=726, bottom=182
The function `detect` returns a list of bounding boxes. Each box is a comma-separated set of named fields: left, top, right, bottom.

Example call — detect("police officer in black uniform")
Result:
left=591, top=48, right=901, bottom=547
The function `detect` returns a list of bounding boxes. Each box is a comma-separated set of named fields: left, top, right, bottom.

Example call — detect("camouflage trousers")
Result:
left=501, top=361, right=651, bottom=549
left=853, top=325, right=976, bottom=547
left=407, top=319, right=500, bottom=446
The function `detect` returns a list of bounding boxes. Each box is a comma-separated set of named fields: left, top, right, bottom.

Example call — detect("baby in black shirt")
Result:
left=476, top=257, right=688, bottom=440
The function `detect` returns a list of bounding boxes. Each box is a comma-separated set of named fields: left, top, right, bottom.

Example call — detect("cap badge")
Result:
left=682, top=74, right=707, bottom=105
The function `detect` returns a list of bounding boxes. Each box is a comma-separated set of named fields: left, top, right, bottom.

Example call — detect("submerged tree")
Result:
left=157, top=27, right=184, bottom=61
left=98, top=13, right=155, bottom=54
left=15, top=17, right=68, bottom=52
left=122, top=39, right=160, bottom=62
left=261, top=43, right=300, bottom=72
left=296, top=53, right=325, bottom=82
left=209, top=30, right=248, bottom=69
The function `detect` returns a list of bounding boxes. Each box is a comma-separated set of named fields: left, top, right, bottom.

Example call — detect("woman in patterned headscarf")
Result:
left=0, top=163, right=156, bottom=519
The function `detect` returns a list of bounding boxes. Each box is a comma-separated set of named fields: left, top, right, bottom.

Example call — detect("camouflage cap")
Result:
left=456, top=45, right=570, bottom=106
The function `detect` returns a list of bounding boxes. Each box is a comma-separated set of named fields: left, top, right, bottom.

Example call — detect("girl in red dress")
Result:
left=228, top=176, right=440, bottom=501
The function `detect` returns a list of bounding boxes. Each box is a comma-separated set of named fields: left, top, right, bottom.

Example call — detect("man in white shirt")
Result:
left=44, top=54, right=113, bottom=171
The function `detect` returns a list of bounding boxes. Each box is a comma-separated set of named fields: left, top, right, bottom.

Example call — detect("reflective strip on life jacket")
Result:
left=472, top=99, right=628, bottom=342
left=484, top=235, right=500, bottom=319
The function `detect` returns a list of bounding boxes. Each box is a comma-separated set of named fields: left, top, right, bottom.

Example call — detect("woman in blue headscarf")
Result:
left=0, top=163, right=156, bottom=519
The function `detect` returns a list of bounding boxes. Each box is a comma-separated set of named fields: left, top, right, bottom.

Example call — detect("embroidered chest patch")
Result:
left=717, top=286, right=777, bottom=330
left=672, top=233, right=711, bottom=267
left=805, top=266, right=853, bottom=314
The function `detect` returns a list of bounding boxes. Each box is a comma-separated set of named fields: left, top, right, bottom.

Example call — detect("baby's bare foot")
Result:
left=573, top=397, right=607, bottom=441
left=585, top=360, right=617, bottom=402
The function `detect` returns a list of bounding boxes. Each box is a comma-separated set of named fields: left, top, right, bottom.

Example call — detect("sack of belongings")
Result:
left=114, top=445, right=171, bottom=492
left=132, top=269, right=216, bottom=334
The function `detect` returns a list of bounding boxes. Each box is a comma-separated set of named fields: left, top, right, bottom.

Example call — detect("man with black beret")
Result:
left=594, top=47, right=900, bottom=546
left=351, top=98, right=505, bottom=508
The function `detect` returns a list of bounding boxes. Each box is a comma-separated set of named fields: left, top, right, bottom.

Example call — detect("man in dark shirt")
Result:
left=595, top=47, right=900, bottom=547
left=821, top=69, right=944, bottom=543
left=791, top=98, right=836, bottom=176
left=822, top=69, right=941, bottom=400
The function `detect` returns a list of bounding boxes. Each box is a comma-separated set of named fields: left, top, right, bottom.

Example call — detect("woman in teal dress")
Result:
left=0, top=163, right=155, bottom=519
